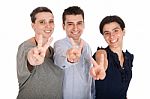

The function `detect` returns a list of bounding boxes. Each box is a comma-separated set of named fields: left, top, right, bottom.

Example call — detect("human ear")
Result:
left=31, top=23, right=35, bottom=29
left=62, top=23, right=65, bottom=30
left=123, top=29, right=125, bottom=36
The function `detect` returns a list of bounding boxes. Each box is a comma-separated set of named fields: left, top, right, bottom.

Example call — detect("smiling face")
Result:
left=63, top=15, right=84, bottom=43
left=103, top=22, right=125, bottom=49
left=32, top=12, right=54, bottom=40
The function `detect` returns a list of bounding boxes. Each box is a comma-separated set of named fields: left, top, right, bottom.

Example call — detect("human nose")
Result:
left=45, top=22, right=50, bottom=27
left=45, top=22, right=54, bottom=29
left=73, top=24, right=78, bottom=31
left=110, top=31, right=115, bottom=38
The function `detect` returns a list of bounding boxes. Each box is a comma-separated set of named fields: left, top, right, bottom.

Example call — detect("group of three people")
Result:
left=16, top=6, right=134, bottom=99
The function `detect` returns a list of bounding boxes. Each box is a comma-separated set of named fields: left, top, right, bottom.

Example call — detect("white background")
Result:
left=0, top=0, right=149, bottom=98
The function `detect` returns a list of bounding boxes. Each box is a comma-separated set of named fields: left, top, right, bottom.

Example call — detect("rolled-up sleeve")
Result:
left=54, top=39, right=77, bottom=69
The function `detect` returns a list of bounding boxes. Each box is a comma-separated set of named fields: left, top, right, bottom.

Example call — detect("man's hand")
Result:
left=27, top=35, right=53, bottom=66
left=66, top=38, right=84, bottom=63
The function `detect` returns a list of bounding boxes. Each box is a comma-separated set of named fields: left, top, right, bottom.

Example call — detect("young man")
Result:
left=16, top=7, right=63, bottom=99
left=54, top=6, right=94, bottom=99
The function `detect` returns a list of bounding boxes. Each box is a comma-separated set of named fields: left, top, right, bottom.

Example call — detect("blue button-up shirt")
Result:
left=54, top=37, right=95, bottom=99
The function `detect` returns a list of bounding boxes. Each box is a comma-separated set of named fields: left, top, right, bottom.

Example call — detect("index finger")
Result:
left=37, top=34, right=43, bottom=48
left=69, top=38, right=76, bottom=47
left=91, top=57, right=98, bottom=67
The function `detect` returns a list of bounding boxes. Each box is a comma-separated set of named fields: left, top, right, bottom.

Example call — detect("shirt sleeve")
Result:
left=53, top=40, right=77, bottom=69
left=91, top=78, right=95, bottom=99
left=84, top=43, right=92, bottom=63
left=16, top=42, right=32, bottom=87
left=126, top=50, right=134, bottom=68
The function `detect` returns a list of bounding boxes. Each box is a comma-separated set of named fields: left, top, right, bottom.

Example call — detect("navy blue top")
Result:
left=93, top=46, right=134, bottom=99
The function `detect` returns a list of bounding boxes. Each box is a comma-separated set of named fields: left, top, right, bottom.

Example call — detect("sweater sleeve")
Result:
left=16, top=42, right=32, bottom=88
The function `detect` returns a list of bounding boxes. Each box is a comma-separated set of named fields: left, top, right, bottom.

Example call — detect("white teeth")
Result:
left=111, top=39, right=117, bottom=43
left=45, top=30, right=51, bottom=33
left=72, top=32, right=78, bottom=35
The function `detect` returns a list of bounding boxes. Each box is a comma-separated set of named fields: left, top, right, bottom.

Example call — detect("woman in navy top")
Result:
left=90, top=15, right=134, bottom=99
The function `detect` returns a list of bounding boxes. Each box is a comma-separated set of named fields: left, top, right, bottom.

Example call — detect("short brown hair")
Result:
left=62, top=6, right=84, bottom=24
left=30, top=7, right=53, bottom=23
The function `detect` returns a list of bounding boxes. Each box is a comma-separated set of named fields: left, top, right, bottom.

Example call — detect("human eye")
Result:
left=67, top=22, right=73, bottom=26
left=104, top=32, right=110, bottom=36
left=77, top=21, right=83, bottom=25
left=39, top=20, right=45, bottom=25
left=49, top=20, right=54, bottom=24
left=114, top=29, right=119, bottom=33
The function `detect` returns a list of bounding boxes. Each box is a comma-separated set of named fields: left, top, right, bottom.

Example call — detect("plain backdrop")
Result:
left=0, top=0, right=149, bottom=98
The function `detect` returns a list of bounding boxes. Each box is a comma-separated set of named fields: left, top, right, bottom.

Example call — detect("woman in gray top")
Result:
left=16, top=7, right=63, bottom=99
